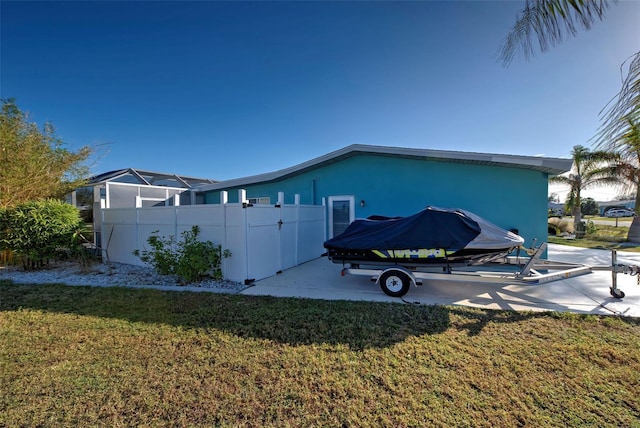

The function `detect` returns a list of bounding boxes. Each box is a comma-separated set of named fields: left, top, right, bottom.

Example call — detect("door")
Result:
left=328, top=195, right=355, bottom=238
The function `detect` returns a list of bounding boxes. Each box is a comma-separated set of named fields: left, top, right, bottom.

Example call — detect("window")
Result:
left=247, top=197, right=271, bottom=205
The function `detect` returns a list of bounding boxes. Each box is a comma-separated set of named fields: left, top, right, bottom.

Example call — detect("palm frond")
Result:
left=498, top=0, right=613, bottom=67
left=549, top=174, right=573, bottom=185
left=594, top=74, right=640, bottom=152
left=593, top=116, right=640, bottom=204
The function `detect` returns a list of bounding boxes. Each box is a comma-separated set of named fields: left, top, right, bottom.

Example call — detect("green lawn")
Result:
left=549, top=219, right=640, bottom=252
left=1, top=283, right=639, bottom=426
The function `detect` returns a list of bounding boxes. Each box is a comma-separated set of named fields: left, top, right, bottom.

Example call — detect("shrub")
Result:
left=133, top=225, right=231, bottom=284
left=0, top=207, right=12, bottom=265
left=0, top=199, right=83, bottom=270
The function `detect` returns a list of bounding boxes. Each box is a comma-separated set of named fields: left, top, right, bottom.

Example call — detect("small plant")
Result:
left=133, top=225, right=230, bottom=284
left=66, top=224, right=101, bottom=271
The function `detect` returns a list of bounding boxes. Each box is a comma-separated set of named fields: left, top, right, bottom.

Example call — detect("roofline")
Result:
left=89, top=168, right=217, bottom=187
left=197, top=144, right=573, bottom=192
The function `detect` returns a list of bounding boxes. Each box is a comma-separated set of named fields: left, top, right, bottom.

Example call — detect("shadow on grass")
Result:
left=3, top=281, right=633, bottom=349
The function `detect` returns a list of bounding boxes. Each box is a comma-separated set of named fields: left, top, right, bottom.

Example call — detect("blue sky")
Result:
left=1, top=1, right=638, bottom=199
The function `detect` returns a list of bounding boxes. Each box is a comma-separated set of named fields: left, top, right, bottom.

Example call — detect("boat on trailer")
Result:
left=324, top=207, right=637, bottom=298
left=324, top=206, right=525, bottom=268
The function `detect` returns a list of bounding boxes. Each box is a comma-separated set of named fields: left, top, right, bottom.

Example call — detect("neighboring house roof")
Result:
left=88, top=168, right=217, bottom=188
left=197, top=144, right=573, bottom=192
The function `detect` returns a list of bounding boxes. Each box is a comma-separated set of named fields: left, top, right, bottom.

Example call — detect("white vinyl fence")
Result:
left=100, top=191, right=326, bottom=284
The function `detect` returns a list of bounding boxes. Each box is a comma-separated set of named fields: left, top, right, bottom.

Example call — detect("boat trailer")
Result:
left=339, top=243, right=639, bottom=298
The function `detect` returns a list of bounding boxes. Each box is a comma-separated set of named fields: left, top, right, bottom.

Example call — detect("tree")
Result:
left=580, top=197, right=599, bottom=216
left=594, top=52, right=640, bottom=150
left=499, top=0, right=639, bottom=147
left=595, top=118, right=640, bottom=240
left=549, top=145, right=618, bottom=233
left=500, top=0, right=638, bottom=134
left=498, top=0, right=612, bottom=67
left=0, top=99, right=92, bottom=208
left=597, top=119, right=640, bottom=209
left=499, top=0, right=640, bottom=238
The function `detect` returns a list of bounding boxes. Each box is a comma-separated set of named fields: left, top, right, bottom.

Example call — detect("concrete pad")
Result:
left=241, top=244, right=640, bottom=317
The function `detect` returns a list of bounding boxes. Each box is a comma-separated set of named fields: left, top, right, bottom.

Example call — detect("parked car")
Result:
left=605, top=209, right=635, bottom=218
left=548, top=208, right=564, bottom=218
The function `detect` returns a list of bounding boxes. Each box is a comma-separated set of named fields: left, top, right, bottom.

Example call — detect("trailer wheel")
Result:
left=379, top=270, right=411, bottom=297
left=610, top=287, right=625, bottom=299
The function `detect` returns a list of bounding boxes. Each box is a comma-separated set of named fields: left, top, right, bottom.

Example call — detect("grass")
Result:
left=549, top=220, right=640, bottom=252
left=1, top=283, right=639, bottom=426
left=548, top=236, right=640, bottom=251
left=586, top=215, right=634, bottom=223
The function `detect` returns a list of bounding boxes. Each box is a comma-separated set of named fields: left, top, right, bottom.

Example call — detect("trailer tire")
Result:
left=379, top=270, right=411, bottom=297
left=610, top=287, right=625, bottom=299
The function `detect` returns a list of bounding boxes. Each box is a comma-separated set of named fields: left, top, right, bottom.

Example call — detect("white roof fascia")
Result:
left=197, top=144, right=573, bottom=192
left=172, top=175, right=191, bottom=188
left=90, top=169, right=131, bottom=184
left=129, top=168, right=152, bottom=185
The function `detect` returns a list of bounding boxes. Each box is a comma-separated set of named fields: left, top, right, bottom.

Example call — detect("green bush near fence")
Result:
left=0, top=199, right=83, bottom=269
left=133, top=225, right=230, bottom=283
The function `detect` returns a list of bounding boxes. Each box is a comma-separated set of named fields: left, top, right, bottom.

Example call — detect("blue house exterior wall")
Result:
left=203, top=154, right=549, bottom=245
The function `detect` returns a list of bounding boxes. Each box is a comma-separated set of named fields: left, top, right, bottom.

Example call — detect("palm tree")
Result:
left=550, top=145, right=618, bottom=235
left=498, top=0, right=612, bottom=67
left=596, top=119, right=640, bottom=240
left=499, top=0, right=639, bottom=171
left=499, top=0, right=640, bottom=238
left=594, top=53, right=640, bottom=148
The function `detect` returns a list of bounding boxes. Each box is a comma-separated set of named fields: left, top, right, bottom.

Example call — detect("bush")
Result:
left=0, top=199, right=83, bottom=270
left=133, top=225, right=231, bottom=284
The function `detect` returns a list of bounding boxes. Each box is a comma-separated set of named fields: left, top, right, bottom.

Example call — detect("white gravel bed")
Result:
left=0, top=261, right=247, bottom=293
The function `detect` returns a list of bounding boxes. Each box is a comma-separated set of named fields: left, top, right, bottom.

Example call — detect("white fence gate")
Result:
left=100, top=191, right=326, bottom=284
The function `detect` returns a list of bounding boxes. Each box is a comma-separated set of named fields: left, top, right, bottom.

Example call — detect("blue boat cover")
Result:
left=324, top=206, right=522, bottom=252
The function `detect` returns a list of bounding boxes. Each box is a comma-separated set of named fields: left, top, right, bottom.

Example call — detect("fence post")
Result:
left=138, top=201, right=142, bottom=253
left=295, top=194, right=300, bottom=266
left=100, top=199, right=106, bottom=261
left=221, top=190, right=228, bottom=279
left=174, top=202, right=178, bottom=243
left=239, top=189, right=250, bottom=282
left=322, top=197, right=327, bottom=241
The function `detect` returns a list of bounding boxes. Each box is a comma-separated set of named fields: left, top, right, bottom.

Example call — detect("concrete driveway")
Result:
left=241, top=244, right=640, bottom=317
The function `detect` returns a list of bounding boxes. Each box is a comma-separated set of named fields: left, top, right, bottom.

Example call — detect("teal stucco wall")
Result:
left=202, top=154, right=549, bottom=246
